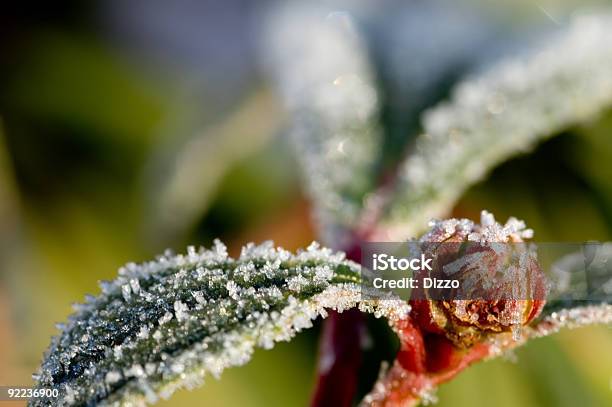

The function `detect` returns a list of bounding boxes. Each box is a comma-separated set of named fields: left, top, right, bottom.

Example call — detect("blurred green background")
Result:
left=0, top=1, right=611, bottom=406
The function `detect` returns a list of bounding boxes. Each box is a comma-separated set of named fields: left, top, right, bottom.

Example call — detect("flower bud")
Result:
left=410, top=211, right=546, bottom=348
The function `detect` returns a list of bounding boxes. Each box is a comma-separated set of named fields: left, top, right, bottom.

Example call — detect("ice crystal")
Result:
left=265, top=4, right=382, bottom=245
left=377, top=13, right=612, bottom=240
left=484, top=304, right=612, bottom=356
left=545, top=242, right=612, bottom=318
left=421, top=210, right=533, bottom=245
left=30, top=240, right=408, bottom=407
left=533, top=304, right=612, bottom=337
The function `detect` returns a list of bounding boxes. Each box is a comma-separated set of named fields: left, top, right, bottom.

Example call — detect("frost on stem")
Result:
left=264, top=5, right=382, bottom=245
left=31, top=241, right=409, bottom=407
left=376, top=14, right=612, bottom=240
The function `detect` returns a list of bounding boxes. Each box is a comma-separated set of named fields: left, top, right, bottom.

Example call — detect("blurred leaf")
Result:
left=144, top=89, right=282, bottom=245
left=190, top=137, right=302, bottom=246
left=368, top=0, right=528, bottom=168
left=544, top=242, right=612, bottom=316
left=265, top=5, right=383, bottom=245
left=457, top=133, right=612, bottom=242
left=375, top=14, right=612, bottom=240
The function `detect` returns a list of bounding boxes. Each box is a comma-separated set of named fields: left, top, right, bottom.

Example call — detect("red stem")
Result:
left=370, top=318, right=491, bottom=406
left=310, top=309, right=364, bottom=407
left=310, top=241, right=365, bottom=407
left=309, top=241, right=497, bottom=406
left=310, top=107, right=416, bottom=407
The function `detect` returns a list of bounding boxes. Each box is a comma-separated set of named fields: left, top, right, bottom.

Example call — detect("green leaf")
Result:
left=375, top=14, right=612, bottom=240
left=542, top=242, right=612, bottom=317
left=30, top=241, right=408, bottom=406
left=265, top=6, right=383, bottom=244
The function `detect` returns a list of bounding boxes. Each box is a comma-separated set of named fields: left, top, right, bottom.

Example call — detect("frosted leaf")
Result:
left=482, top=303, right=612, bottom=360
left=531, top=304, right=612, bottom=338
left=121, top=284, right=131, bottom=302
left=192, top=291, right=207, bottom=305
left=104, top=371, right=121, bottom=385
left=173, top=300, right=190, bottom=322
left=129, top=278, right=141, bottom=295
left=375, top=14, right=612, bottom=240
left=158, top=312, right=172, bottom=325
left=137, top=326, right=150, bottom=340
left=264, top=4, right=382, bottom=245
left=544, top=242, right=612, bottom=316
left=31, top=241, right=405, bottom=407
left=225, top=281, right=240, bottom=300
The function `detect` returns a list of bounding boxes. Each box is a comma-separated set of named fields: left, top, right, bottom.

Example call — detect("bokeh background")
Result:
left=1, top=1, right=611, bottom=406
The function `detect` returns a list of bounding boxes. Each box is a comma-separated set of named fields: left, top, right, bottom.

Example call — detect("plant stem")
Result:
left=310, top=309, right=364, bottom=407
left=311, top=241, right=365, bottom=407
left=366, top=318, right=492, bottom=406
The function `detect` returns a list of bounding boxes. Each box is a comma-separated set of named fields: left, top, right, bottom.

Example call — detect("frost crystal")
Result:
left=265, top=5, right=382, bottom=245
left=30, top=240, right=406, bottom=407
left=420, top=210, right=533, bottom=244
left=377, top=14, right=612, bottom=240
left=534, top=305, right=612, bottom=336
left=104, top=371, right=121, bottom=385
left=173, top=300, right=189, bottom=322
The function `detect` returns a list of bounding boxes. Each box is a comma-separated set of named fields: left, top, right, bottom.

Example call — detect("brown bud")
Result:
left=410, top=211, right=546, bottom=348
